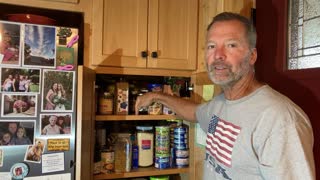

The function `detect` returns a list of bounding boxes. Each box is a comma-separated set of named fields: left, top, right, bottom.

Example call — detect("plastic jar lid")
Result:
left=136, top=126, right=153, bottom=131
left=150, top=176, right=169, bottom=180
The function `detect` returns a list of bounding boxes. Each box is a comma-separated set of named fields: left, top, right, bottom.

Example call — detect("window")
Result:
left=288, top=0, right=320, bottom=69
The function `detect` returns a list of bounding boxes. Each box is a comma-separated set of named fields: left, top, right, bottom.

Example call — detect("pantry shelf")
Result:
left=95, top=115, right=177, bottom=121
left=94, top=167, right=189, bottom=179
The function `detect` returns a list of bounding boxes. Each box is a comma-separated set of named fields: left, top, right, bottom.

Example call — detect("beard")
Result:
left=207, top=53, right=252, bottom=88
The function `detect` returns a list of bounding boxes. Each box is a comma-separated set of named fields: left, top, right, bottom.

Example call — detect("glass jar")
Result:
left=136, top=126, right=154, bottom=167
left=114, top=133, right=132, bottom=173
left=98, top=92, right=114, bottom=115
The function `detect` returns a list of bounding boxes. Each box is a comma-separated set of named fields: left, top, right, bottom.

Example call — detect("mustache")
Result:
left=207, top=60, right=231, bottom=72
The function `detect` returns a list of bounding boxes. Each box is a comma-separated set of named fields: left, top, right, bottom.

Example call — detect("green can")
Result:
left=155, top=126, right=170, bottom=154
left=150, top=175, right=169, bottom=180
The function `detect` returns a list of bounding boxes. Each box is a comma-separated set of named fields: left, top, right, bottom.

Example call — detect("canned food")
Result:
left=155, top=156, right=170, bottom=169
left=101, top=150, right=115, bottom=173
left=155, top=126, right=170, bottom=155
left=176, top=157, right=189, bottom=167
left=174, top=143, right=188, bottom=150
left=173, top=127, right=187, bottom=134
left=175, top=149, right=189, bottom=158
left=173, top=138, right=188, bottom=144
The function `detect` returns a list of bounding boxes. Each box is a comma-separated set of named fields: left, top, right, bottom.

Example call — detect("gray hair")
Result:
left=207, top=12, right=257, bottom=49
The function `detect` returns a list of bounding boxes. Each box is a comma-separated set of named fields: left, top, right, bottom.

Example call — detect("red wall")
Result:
left=256, top=0, right=320, bottom=178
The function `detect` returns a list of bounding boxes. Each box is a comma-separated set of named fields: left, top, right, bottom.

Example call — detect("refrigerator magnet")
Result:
left=10, top=162, right=29, bottom=179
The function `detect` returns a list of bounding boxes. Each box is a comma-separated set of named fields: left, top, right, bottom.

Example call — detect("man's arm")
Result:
left=135, top=92, right=199, bottom=123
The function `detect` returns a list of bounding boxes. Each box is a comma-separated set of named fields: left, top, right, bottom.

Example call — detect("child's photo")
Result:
left=1, top=94, right=37, bottom=117
left=0, top=21, right=22, bottom=66
left=0, top=67, right=41, bottom=93
left=0, top=121, right=35, bottom=146
left=42, top=70, right=74, bottom=112
left=24, top=138, right=45, bottom=163
left=23, top=24, right=56, bottom=68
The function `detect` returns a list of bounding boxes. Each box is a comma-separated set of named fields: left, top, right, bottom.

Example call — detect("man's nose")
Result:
left=215, top=46, right=226, bottom=61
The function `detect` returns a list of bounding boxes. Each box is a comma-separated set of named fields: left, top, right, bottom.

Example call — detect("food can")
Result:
left=155, top=155, right=170, bottom=169
left=174, top=143, right=188, bottom=150
left=173, top=127, right=187, bottom=134
left=155, top=126, right=170, bottom=155
left=175, top=149, right=189, bottom=158
left=101, top=150, right=114, bottom=173
left=176, top=157, right=189, bottom=167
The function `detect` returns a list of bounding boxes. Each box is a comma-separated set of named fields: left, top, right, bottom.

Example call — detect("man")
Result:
left=135, top=12, right=315, bottom=179
left=8, top=122, right=18, bottom=138
left=42, top=115, right=60, bottom=135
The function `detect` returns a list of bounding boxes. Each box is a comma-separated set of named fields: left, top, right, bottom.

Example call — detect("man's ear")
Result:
left=250, top=48, right=257, bottom=65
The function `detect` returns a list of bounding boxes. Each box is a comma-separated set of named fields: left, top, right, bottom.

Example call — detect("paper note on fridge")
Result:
left=42, top=152, right=65, bottom=173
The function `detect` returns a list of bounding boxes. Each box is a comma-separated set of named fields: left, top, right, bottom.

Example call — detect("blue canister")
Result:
left=155, top=155, right=170, bottom=169
left=132, top=144, right=139, bottom=169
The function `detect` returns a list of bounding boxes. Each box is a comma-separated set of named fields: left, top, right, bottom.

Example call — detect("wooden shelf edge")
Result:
left=91, top=66, right=193, bottom=77
left=95, top=115, right=177, bottom=121
left=94, top=167, right=189, bottom=179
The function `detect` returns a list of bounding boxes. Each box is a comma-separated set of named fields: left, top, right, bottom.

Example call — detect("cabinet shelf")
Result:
left=95, top=115, right=177, bottom=121
left=94, top=167, right=188, bottom=179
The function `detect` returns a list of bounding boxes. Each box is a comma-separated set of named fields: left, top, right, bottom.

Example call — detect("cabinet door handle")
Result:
left=151, top=51, right=158, bottom=58
left=141, top=51, right=148, bottom=58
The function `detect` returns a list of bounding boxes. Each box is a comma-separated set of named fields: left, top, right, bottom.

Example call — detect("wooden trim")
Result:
left=93, top=66, right=193, bottom=77
left=96, top=115, right=176, bottom=121
left=94, top=167, right=189, bottom=180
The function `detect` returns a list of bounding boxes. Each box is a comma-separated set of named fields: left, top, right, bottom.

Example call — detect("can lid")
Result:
left=136, top=126, right=153, bottom=131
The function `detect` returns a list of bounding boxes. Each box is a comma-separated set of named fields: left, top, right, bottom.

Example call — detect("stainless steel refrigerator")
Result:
left=0, top=3, right=91, bottom=180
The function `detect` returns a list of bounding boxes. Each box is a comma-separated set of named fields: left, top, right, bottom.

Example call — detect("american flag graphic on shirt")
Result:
left=206, top=115, right=241, bottom=167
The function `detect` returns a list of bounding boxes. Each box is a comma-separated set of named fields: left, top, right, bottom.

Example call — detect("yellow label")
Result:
left=47, top=138, right=70, bottom=151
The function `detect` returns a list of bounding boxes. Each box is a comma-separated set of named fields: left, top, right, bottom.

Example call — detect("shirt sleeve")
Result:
left=255, top=106, right=315, bottom=180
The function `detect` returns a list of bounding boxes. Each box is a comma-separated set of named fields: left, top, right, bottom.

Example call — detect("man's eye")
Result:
left=227, top=43, right=237, bottom=48
left=207, top=45, right=215, bottom=49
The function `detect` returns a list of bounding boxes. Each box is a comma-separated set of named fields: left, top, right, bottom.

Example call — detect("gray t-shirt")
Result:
left=196, top=85, right=315, bottom=180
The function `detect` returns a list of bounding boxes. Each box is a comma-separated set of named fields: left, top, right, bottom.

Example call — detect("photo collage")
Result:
left=0, top=20, right=78, bottom=166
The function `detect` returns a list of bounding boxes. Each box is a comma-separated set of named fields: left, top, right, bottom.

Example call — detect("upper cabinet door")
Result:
left=91, top=0, right=198, bottom=70
left=147, top=0, right=198, bottom=70
left=92, top=0, right=148, bottom=68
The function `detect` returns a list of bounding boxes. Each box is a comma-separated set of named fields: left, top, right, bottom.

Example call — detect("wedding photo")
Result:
left=41, top=69, right=74, bottom=112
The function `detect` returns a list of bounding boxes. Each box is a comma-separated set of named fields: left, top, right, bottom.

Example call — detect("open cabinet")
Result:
left=91, top=73, right=193, bottom=180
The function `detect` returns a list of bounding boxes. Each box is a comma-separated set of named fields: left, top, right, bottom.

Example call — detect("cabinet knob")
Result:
left=141, top=51, right=148, bottom=58
left=151, top=51, right=158, bottom=58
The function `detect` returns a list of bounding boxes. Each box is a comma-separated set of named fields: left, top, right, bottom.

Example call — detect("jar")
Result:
left=136, top=126, right=154, bottom=167
left=99, top=92, right=113, bottom=115
left=101, top=148, right=114, bottom=173
left=137, top=89, right=149, bottom=115
left=114, top=133, right=132, bottom=173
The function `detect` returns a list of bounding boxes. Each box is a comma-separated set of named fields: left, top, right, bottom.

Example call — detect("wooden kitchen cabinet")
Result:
left=91, top=0, right=198, bottom=70
left=196, top=0, right=255, bottom=73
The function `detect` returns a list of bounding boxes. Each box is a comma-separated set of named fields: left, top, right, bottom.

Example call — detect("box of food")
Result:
left=115, top=82, right=129, bottom=115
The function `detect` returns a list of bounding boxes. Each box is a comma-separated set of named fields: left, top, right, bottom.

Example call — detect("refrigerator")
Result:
left=0, top=3, right=93, bottom=180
